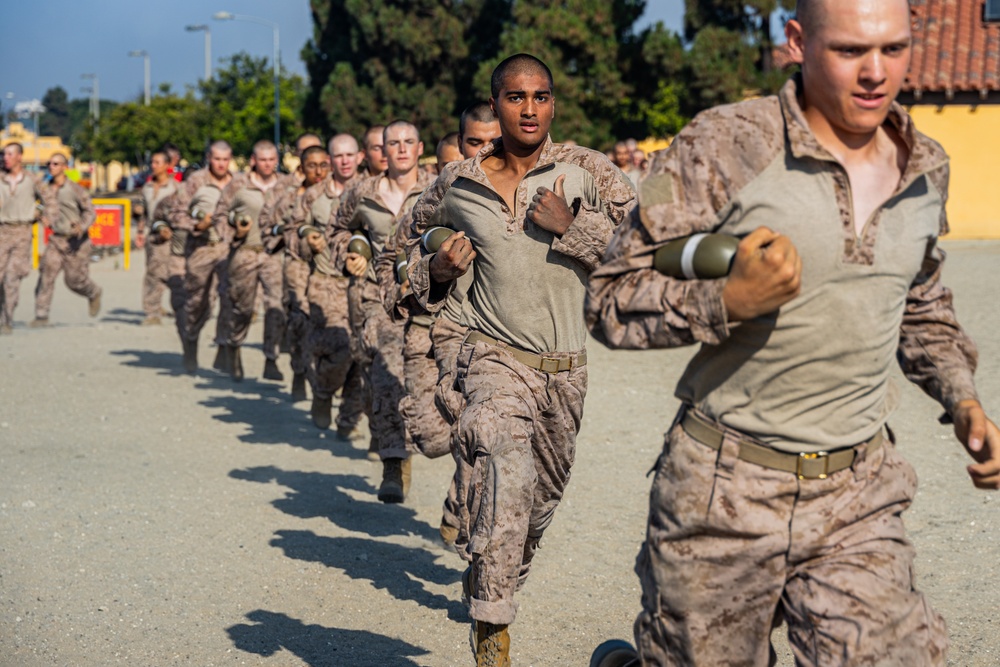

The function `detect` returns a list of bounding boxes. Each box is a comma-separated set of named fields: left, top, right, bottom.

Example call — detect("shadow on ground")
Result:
left=272, top=530, right=466, bottom=621
left=111, top=348, right=188, bottom=376
left=197, top=375, right=368, bottom=458
left=230, top=466, right=439, bottom=541
left=101, top=307, right=146, bottom=325
left=227, top=609, right=430, bottom=666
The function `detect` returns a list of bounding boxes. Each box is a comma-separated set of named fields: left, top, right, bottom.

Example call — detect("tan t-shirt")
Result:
left=408, top=137, right=636, bottom=353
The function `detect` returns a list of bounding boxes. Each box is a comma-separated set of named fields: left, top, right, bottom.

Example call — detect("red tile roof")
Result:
left=906, top=0, right=1000, bottom=94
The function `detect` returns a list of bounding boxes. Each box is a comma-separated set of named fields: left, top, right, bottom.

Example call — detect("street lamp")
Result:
left=185, top=24, right=212, bottom=81
left=213, top=11, right=280, bottom=148
left=81, top=73, right=99, bottom=122
left=128, top=50, right=151, bottom=106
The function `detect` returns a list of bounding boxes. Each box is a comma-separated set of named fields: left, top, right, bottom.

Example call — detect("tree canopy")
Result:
left=304, top=0, right=796, bottom=151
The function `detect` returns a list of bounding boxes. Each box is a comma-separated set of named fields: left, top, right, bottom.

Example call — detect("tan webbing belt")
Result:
left=681, top=410, right=883, bottom=480
left=464, top=330, right=587, bottom=374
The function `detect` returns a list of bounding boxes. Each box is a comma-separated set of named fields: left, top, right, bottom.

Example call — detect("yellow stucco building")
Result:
left=901, top=0, right=1000, bottom=239
left=0, top=122, right=74, bottom=170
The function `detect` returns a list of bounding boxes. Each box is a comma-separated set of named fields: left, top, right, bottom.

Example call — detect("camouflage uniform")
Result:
left=585, top=76, right=976, bottom=666
left=0, top=171, right=50, bottom=329
left=328, top=169, right=435, bottom=460
left=407, top=137, right=636, bottom=625
left=169, top=168, right=232, bottom=348
left=214, top=173, right=285, bottom=362
left=301, top=175, right=365, bottom=430
left=377, top=216, right=452, bottom=459
left=431, top=312, right=473, bottom=554
left=139, top=178, right=178, bottom=321
left=34, top=178, right=101, bottom=319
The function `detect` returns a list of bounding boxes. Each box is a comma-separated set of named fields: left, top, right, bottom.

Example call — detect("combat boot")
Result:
left=589, top=640, right=640, bottom=667
left=401, top=456, right=412, bottom=497
left=213, top=345, right=231, bottom=373
left=473, top=621, right=510, bottom=667
left=311, top=395, right=332, bottom=430
left=263, top=358, right=284, bottom=381
left=291, top=373, right=307, bottom=401
left=378, top=458, right=406, bottom=503
left=88, top=289, right=102, bottom=317
left=230, top=346, right=244, bottom=381
left=182, top=338, right=198, bottom=374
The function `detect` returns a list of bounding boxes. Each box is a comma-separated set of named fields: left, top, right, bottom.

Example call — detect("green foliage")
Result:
left=75, top=93, right=206, bottom=164
left=302, top=0, right=489, bottom=147
left=472, top=0, right=644, bottom=149
left=198, top=53, right=307, bottom=156
left=73, top=53, right=305, bottom=164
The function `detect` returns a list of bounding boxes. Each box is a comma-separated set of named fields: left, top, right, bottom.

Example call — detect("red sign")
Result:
left=90, top=205, right=123, bottom=247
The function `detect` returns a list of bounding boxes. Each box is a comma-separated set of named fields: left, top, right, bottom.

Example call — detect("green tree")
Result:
left=75, top=92, right=206, bottom=164
left=39, top=87, right=71, bottom=141
left=473, top=0, right=647, bottom=150
left=198, top=53, right=307, bottom=157
left=682, top=0, right=795, bottom=107
left=302, top=0, right=507, bottom=147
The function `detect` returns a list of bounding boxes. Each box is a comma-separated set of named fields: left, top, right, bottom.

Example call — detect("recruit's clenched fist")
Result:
left=345, top=253, right=368, bottom=277
left=722, top=226, right=802, bottom=321
left=429, top=231, right=476, bottom=283
left=527, top=174, right=573, bottom=235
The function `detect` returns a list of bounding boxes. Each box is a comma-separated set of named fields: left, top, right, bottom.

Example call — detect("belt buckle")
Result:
left=797, top=451, right=830, bottom=480
left=539, top=356, right=562, bottom=373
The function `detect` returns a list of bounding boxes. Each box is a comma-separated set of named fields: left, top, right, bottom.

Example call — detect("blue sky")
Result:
left=0, top=1, right=682, bottom=110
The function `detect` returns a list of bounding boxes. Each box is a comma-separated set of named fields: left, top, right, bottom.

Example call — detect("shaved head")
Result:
left=795, top=0, right=909, bottom=32
left=490, top=54, right=553, bottom=99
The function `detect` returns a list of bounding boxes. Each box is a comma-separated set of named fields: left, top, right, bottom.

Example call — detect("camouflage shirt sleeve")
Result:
left=586, top=101, right=784, bottom=350
left=897, top=167, right=979, bottom=415
left=551, top=150, right=636, bottom=272
left=38, top=178, right=58, bottom=227
left=168, top=174, right=201, bottom=233
left=405, top=165, right=460, bottom=313
left=375, top=211, right=419, bottom=320
left=325, top=180, right=364, bottom=275
left=75, top=183, right=95, bottom=231
left=212, top=176, right=244, bottom=243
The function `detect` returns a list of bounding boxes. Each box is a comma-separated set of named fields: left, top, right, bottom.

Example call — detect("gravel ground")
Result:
left=0, top=241, right=997, bottom=667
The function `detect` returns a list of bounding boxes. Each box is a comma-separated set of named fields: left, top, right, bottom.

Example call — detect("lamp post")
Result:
left=81, top=73, right=99, bottom=122
left=185, top=24, right=212, bottom=81
left=128, top=50, right=151, bottom=105
left=213, top=11, right=280, bottom=148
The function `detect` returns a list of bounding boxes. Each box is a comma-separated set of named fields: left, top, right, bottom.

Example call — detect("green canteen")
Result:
left=347, top=232, right=373, bottom=260
left=421, top=226, right=455, bottom=253
left=653, top=233, right=739, bottom=279
left=395, top=251, right=408, bottom=284
left=297, top=224, right=321, bottom=239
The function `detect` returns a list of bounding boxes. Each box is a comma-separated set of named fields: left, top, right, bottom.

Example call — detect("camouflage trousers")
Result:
left=0, top=224, right=34, bottom=328
left=634, top=408, right=948, bottom=667
left=306, top=272, right=365, bottom=431
left=183, top=240, right=230, bottom=345
left=430, top=315, right=472, bottom=552
left=142, top=240, right=181, bottom=320
left=401, top=319, right=452, bottom=459
left=227, top=246, right=284, bottom=360
left=284, top=256, right=311, bottom=376
left=352, top=278, right=410, bottom=460
left=34, top=235, right=100, bottom=319
left=457, top=337, right=588, bottom=626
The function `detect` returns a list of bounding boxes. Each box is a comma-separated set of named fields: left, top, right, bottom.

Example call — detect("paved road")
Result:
left=1, top=241, right=997, bottom=666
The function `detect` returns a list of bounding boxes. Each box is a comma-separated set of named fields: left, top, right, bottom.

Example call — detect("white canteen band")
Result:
left=680, top=233, right=708, bottom=280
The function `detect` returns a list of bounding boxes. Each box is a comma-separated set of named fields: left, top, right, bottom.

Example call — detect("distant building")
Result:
left=0, top=122, right=74, bottom=170
left=900, top=0, right=1000, bottom=238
